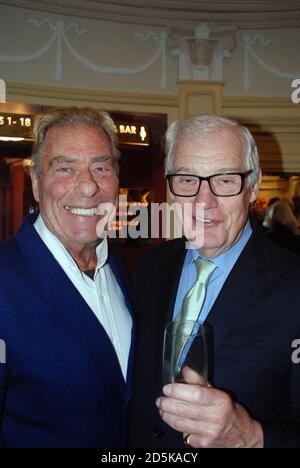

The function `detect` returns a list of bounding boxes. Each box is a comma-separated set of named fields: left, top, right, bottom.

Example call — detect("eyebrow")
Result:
left=49, top=155, right=113, bottom=167
left=90, top=156, right=113, bottom=164
left=172, top=166, right=244, bottom=174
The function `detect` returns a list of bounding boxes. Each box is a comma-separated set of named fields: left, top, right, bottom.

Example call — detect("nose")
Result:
left=194, top=180, right=218, bottom=208
left=75, top=170, right=99, bottom=198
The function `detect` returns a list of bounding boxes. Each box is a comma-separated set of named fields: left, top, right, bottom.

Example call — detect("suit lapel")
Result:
left=153, top=239, right=187, bottom=376
left=206, top=230, right=273, bottom=349
left=51, top=266, right=126, bottom=392
left=15, top=215, right=126, bottom=394
left=156, top=232, right=274, bottom=359
left=108, top=246, right=135, bottom=401
left=156, top=239, right=187, bottom=329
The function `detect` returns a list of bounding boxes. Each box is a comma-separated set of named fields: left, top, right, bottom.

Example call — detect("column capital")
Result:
left=170, top=23, right=238, bottom=81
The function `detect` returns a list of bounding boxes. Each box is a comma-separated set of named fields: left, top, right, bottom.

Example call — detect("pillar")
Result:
left=178, top=80, right=224, bottom=118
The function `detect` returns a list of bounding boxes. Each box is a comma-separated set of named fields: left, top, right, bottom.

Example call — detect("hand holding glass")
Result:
left=162, top=320, right=209, bottom=385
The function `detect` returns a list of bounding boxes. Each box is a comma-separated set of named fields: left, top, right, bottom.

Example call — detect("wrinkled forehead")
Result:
left=42, top=124, right=113, bottom=156
left=44, top=123, right=110, bottom=143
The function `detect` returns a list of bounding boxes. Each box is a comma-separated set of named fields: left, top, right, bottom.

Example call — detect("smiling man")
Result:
left=129, top=115, right=300, bottom=448
left=0, top=107, right=134, bottom=448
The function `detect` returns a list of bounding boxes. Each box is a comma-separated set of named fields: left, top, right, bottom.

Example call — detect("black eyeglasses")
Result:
left=166, top=170, right=253, bottom=197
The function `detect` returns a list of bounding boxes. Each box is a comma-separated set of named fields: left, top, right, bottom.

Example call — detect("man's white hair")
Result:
left=165, top=114, right=260, bottom=188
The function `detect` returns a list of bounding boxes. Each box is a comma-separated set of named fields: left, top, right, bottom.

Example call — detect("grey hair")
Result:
left=31, top=106, right=120, bottom=177
left=165, top=114, right=260, bottom=187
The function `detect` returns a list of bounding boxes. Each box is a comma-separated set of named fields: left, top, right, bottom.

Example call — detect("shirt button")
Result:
left=153, top=427, right=164, bottom=439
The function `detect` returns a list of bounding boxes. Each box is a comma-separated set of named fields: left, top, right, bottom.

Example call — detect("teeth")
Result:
left=64, top=206, right=98, bottom=216
left=195, top=217, right=212, bottom=224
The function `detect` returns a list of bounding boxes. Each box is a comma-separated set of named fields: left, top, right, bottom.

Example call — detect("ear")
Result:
left=30, top=167, right=40, bottom=203
left=250, top=169, right=262, bottom=203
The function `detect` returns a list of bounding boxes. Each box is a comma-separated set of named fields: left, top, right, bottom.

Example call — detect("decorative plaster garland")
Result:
left=243, top=34, right=299, bottom=90
left=0, top=18, right=168, bottom=88
left=0, top=17, right=299, bottom=92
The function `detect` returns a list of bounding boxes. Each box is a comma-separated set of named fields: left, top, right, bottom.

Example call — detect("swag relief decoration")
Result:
left=0, top=18, right=169, bottom=88
left=0, top=14, right=299, bottom=92
left=243, top=34, right=299, bottom=90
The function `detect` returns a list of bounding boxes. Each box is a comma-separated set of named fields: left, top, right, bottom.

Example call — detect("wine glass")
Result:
left=162, top=320, right=210, bottom=386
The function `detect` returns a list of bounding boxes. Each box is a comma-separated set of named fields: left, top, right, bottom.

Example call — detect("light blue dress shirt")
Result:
left=173, top=221, right=253, bottom=323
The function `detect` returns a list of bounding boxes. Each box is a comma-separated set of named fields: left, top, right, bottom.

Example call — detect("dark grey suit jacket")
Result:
left=128, top=228, right=300, bottom=448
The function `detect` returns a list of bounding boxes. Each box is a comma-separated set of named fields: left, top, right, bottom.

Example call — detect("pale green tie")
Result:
left=177, top=257, right=216, bottom=322
left=171, top=258, right=216, bottom=380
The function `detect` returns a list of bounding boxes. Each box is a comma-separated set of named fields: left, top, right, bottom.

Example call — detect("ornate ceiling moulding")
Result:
left=1, top=0, right=300, bottom=29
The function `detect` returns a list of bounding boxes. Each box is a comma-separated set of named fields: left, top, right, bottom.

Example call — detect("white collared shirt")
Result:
left=34, top=215, right=132, bottom=381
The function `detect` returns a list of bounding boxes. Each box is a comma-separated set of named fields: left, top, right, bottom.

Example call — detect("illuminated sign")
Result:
left=115, top=122, right=150, bottom=146
left=0, top=112, right=150, bottom=147
left=0, top=113, right=34, bottom=139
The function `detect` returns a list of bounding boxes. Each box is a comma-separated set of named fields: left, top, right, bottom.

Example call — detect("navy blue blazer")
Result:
left=0, top=214, right=135, bottom=448
left=128, top=228, right=300, bottom=448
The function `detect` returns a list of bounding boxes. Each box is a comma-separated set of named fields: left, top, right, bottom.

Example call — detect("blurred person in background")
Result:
left=262, top=197, right=280, bottom=230
left=292, top=181, right=300, bottom=222
left=265, top=200, right=300, bottom=255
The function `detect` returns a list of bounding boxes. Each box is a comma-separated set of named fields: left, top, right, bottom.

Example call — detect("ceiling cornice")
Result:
left=1, top=0, right=300, bottom=29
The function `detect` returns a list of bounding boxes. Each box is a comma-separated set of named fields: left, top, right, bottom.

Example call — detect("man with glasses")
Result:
left=167, top=171, right=253, bottom=199
left=129, top=115, right=300, bottom=448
